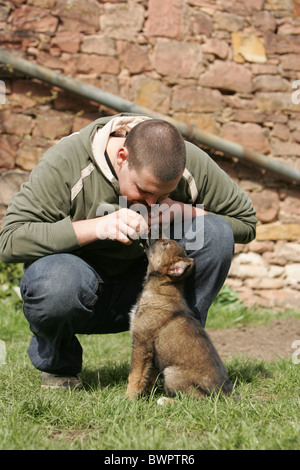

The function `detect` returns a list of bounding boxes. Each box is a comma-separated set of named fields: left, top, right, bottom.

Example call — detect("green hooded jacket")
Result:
left=0, top=114, right=257, bottom=275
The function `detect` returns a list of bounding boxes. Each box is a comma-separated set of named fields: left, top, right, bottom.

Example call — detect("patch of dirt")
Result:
left=207, top=317, right=300, bottom=362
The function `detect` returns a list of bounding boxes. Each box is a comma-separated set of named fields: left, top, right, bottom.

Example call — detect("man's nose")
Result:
left=144, top=195, right=158, bottom=206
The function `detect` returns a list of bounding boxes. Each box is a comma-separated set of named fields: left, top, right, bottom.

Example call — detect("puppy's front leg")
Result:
left=127, top=342, right=154, bottom=399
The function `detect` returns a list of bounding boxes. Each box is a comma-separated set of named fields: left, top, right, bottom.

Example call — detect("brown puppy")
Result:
left=127, top=239, right=235, bottom=400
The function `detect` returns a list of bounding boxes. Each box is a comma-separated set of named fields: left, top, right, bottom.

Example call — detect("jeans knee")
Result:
left=179, top=214, right=234, bottom=259
left=21, top=254, right=100, bottom=325
left=205, top=215, right=234, bottom=259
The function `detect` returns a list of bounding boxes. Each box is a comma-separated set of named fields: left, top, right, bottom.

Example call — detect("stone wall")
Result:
left=0, top=0, right=300, bottom=309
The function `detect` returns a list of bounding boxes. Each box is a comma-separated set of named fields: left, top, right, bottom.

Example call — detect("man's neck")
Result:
left=106, top=136, right=126, bottom=177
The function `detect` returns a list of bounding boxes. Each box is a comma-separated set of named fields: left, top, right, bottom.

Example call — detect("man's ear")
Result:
left=168, top=259, right=193, bottom=278
left=116, top=146, right=129, bottom=167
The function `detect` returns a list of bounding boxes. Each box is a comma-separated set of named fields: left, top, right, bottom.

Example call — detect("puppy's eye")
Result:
left=162, top=241, right=170, bottom=247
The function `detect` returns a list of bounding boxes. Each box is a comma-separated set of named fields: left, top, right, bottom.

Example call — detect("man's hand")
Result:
left=72, top=201, right=205, bottom=247
left=149, top=198, right=206, bottom=228
left=72, top=208, right=149, bottom=247
left=96, top=208, right=149, bottom=245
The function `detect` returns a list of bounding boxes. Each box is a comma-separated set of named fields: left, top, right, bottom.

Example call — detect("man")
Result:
left=0, top=114, right=257, bottom=390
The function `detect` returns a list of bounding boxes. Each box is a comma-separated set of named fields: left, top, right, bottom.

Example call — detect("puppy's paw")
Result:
left=126, top=386, right=137, bottom=400
left=157, top=396, right=174, bottom=406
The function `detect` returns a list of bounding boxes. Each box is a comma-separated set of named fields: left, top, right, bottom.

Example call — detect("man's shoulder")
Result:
left=184, top=141, right=211, bottom=169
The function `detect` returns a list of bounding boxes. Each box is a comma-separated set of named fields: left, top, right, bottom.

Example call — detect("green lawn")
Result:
left=0, top=263, right=299, bottom=450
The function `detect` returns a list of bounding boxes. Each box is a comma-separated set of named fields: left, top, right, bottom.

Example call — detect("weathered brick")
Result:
left=221, top=122, right=270, bottom=154
left=190, top=10, right=213, bottom=36
left=9, top=5, right=58, bottom=33
left=251, top=189, right=280, bottom=223
left=214, top=11, right=244, bottom=32
left=27, top=1, right=57, bottom=7
left=81, top=35, right=116, bottom=56
left=271, top=138, right=300, bottom=156
left=264, top=0, right=293, bottom=14
left=251, top=64, right=278, bottom=74
left=200, top=60, right=253, bottom=93
left=285, top=264, right=300, bottom=284
left=256, top=223, right=300, bottom=240
left=0, top=111, right=33, bottom=136
left=202, top=39, right=229, bottom=59
left=145, top=0, right=186, bottom=39
left=253, top=74, right=289, bottom=91
left=230, top=110, right=266, bottom=123
left=0, top=4, right=10, bottom=22
left=101, top=74, right=119, bottom=97
left=280, top=190, right=300, bottom=223
left=53, top=0, right=100, bottom=33
left=51, top=31, right=82, bottom=54
left=32, top=109, right=73, bottom=140
left=54, top=90, right=99, bottom=113
left=130, top=76, right=171, bottom=114
left=100, top=2, right=144, bottom=41
left=36, top=52, right=64, bottom=71
left=255, top=92, right=299, bottom=112
left=76, top=54, right=119, bottom=76
left=72, top=114, right=99, bottom=133
left=15, top=136, right=51, bottom=171
left=294, top=0, right=300, bottom=17
left=265, top=32, right=300, bottom=53
left=116, top=41, right=151, bottom=74
left=278, top=19, right=300, bottom=34
left=0, top=135, right=20, bottom=170
left=274, top=242, right=300, bottom=262
left=173, top=113, right=220, bottom=135
left=172, top=86, right=222, bottom=112
left=0, top=171, right=30, bottom=207
left=255, top=289, right=300, bottom=310
left=218, top=0, right=265, bottom=15
left=252, top=10, right=277, bottom=32
left=232, top=33, right=266, bottom=64
left=272, top=123, right=290, bottom=141
left=281, top=53, right=300, bottom=70
left=153, top=39, right=203, bottom=79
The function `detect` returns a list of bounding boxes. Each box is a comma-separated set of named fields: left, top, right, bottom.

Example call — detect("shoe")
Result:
left=41, top=372, right=83, bottom=390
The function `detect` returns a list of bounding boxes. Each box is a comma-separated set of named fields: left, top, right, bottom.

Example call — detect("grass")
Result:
left=207, top=285, right=300, bottom=329
left=0, top=262, right=300, bottom=450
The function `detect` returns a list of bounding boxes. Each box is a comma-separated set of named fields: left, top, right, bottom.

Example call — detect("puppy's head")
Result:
left=147, top=239, right=194, bottom=281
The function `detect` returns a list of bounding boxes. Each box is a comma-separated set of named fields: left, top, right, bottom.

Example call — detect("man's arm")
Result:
left=0, top=159, right=80, bottom=263
left=72, top=209, right=148, bottom=246
left=0, top=154, right=148, bottom=263
left=185, top=142, right=257, bottom=244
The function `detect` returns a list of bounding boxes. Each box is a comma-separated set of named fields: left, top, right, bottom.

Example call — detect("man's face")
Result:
left=117, top=147, right=181, bottom=207
left=118, top=158, right=181, bottom=208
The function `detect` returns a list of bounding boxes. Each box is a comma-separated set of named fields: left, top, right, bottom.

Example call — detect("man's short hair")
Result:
left=125, top=119, right=186, bottom=182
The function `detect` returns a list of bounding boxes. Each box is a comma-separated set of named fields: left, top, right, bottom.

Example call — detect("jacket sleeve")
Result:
left=0, top=155, right=80, bottom=264
left=186, top=142, right=257, bottom=244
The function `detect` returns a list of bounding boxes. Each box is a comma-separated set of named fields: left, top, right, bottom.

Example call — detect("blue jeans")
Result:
left=21, top=215, right=234, bottom=375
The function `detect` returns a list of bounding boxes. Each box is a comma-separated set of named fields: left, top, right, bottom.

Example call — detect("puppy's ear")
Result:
left=168, top=259, right=193, bottom=278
